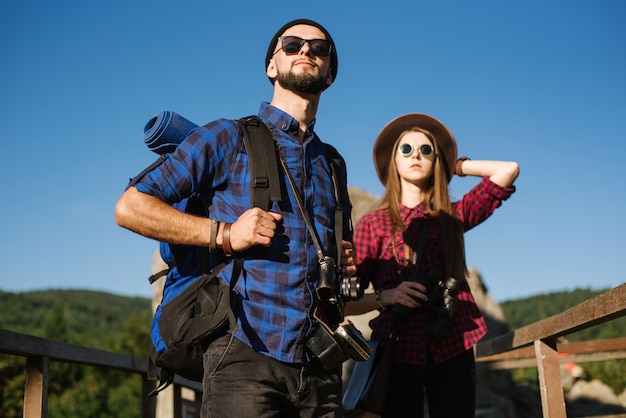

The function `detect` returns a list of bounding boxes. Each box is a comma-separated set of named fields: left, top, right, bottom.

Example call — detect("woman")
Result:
left=345, top=113, right=519, bottom=417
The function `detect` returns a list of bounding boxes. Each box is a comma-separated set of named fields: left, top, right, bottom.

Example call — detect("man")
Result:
left=115, top=19, right=354, bottom=417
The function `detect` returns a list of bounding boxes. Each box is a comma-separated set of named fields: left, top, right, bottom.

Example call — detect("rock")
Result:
left=348, top=186, right=379, bottom=226
left=568, top=379, right=621, bottom=405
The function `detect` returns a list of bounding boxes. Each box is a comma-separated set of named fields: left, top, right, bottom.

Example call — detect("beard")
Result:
left=276, top=68, right=327, bottom=95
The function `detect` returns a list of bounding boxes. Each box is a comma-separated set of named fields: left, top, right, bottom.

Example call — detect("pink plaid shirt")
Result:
left=354, top=177, right=515, bottom=364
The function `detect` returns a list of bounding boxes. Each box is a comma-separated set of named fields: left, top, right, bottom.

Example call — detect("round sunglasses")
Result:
left=398, top=143, right=435, bottom=159
left=277, top=36, right=332, bottom=57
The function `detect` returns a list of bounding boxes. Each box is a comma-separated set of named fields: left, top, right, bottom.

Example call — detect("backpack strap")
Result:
left=236, top=117, right=350, bottom=263
left=225, top=116, right=283, bottom=306
left=237, top=116, right=282, bottom=209
left=129, top=154, right=167, bottom=188
left=148, top=258, right=175, bottom=284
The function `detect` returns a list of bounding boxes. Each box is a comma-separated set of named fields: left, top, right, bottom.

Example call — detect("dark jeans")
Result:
left=201, top=333, right=342, bottom=418
left=382, top=348, right=476, bottom=418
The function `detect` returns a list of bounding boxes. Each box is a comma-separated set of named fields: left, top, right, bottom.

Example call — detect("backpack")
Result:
left=134, top=111, right=350, bottom=394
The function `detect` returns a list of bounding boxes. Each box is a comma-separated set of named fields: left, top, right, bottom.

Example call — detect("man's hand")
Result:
left=225, top=208, right=282, bottom=252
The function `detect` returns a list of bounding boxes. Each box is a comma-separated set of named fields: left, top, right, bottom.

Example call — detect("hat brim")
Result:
left=373, top=113, right=457, bottom=185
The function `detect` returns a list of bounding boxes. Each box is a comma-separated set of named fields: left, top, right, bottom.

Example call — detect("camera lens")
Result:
left=340, top=276, right=364, bottom=301
left=444, top=277, right=459, bottom=292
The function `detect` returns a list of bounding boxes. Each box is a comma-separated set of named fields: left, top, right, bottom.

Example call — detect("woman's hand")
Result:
left=382, top=281, right=429, bottom=308
left=339, top=240, right=357, bottom=277
left=378, top=281, right=428, bottom=308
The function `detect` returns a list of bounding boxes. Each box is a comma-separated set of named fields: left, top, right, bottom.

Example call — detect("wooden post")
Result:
left=24, top=356, right=49, bottom=418
left=142, top=375, right=157, bottom=418
left=534, top=339, right=566, bottom=418
left=152, top=248, right=176, bottom=418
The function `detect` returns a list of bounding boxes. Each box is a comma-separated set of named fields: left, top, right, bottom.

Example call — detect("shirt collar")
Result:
left=399, top=203, right=428, bottom=220
left=259, top=102, right=316, bottom=137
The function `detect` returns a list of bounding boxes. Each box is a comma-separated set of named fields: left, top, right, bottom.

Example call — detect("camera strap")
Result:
left=274, top=141, right=372, bottom=364
left=390, top=221, right=430, bottom=336
left=275, top=144, right=344, bottom=319
left=406, top=221, right=430, bottom=283
left=276, top=145, right=326, bottom=263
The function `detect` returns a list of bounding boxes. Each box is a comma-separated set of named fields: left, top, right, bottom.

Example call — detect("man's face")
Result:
left=267, top=24, right=334, bottom=95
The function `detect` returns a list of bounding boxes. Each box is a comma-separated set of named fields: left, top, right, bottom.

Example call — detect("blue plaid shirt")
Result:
left=135, top=103, right=352, bottom=364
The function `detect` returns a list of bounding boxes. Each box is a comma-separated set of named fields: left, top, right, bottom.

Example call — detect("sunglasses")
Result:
left=277, top=36, right=332, bottom=57
left=398, top=143, right=435, bottom=159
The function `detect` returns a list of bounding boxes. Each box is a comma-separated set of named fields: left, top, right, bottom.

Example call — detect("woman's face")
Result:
left=394, top=131, right=436, bottom=188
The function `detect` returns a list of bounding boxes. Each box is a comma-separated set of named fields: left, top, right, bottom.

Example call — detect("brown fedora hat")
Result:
left=373, top=113, right=458, bottom=185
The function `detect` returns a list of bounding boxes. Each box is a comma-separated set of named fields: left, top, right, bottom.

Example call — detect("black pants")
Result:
left=201, top=333, right=342, bottom=418
left=382, top=348, right=476, bottom=418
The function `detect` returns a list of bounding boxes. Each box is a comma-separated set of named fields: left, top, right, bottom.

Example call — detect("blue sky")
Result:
left=1, top=1, right=624, bottom=303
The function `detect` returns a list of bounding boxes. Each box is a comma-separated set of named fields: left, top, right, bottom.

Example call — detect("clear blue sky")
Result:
left=1, top=1, right=624, bottom=303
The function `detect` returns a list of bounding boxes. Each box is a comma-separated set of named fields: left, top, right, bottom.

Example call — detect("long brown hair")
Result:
left=373, top=127, right=467, bottom=280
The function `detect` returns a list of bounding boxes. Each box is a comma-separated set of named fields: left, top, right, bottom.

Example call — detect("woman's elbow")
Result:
left=506, top=161, right=520, bottom=181
left=490, top=161, right=519, bottom=187
left=501, top=161, right=520, bottom=187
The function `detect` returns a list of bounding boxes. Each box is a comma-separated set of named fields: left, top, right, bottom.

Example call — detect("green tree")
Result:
left=0, top=355, right=26, bottom=418
left=42, top=303, right=69, bottom=342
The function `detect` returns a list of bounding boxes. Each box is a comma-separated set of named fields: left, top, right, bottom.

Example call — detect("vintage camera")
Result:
left=394, top=268, right=459, bottom=339
left=306, top=256, right=370, bottom=369
left=316, top=256, right=365, bottom=325
left=305, top=319, right=372, bottom=370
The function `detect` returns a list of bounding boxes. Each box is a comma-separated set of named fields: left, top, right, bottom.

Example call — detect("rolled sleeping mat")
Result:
left=143, top=110, right=199, bottom=155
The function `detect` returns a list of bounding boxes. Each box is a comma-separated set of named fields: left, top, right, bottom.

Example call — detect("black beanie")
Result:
left=265, top=19, right=338, bottom=87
